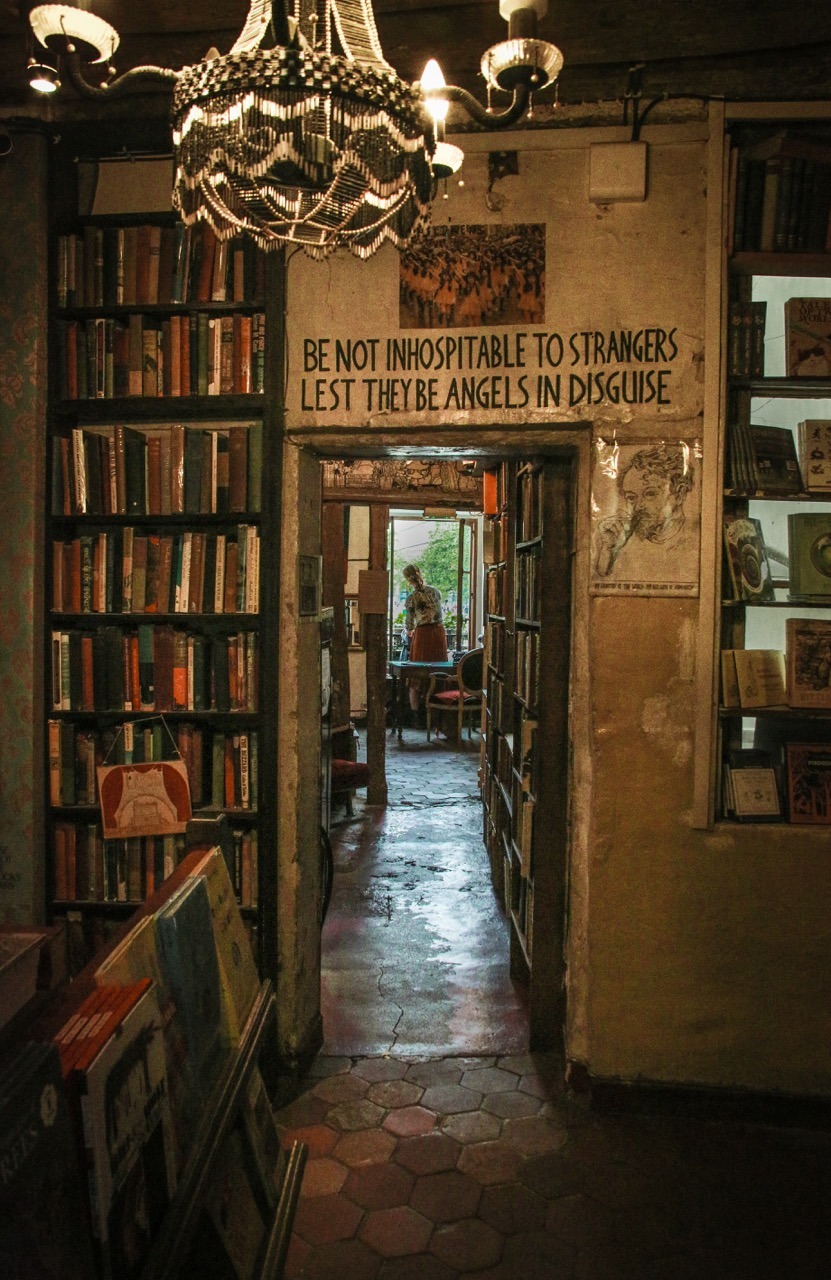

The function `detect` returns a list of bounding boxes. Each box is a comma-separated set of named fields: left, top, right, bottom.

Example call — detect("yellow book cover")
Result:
left=189, top=847, right=260, bottom=1044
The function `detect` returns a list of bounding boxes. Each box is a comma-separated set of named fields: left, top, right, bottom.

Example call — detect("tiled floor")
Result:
left=275, top=725, right=831, bottom=1278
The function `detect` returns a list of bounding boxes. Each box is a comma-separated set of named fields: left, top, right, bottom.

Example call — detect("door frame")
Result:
left=276, top=425, right=590, bottom=1065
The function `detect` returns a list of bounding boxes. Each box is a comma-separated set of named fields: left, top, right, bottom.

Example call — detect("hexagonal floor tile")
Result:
left=359, top=1205, right=433, bottom=1257
left=429, top=1217, right=503, bottom=1272
left=344, top=1162, right=415, bottom=1210
left=383, top=1105, right=437, bottom=1137
left=394, top=1132, right=462, bottom=1176
left=409, top=1169, right=482, bottom=1222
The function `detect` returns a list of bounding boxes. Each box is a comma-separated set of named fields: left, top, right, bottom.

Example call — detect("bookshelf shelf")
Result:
left=717, top=113, right=831, bottom=827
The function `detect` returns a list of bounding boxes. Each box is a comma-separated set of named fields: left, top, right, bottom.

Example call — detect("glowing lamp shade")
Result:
left=28, top=59, right=60, bottom=93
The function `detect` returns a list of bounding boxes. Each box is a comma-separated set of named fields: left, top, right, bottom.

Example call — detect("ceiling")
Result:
left=2, top=1, right=831, bottom=134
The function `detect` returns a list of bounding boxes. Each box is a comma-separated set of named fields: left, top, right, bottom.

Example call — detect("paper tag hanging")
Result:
left=97, top=760, right=192, bottom=840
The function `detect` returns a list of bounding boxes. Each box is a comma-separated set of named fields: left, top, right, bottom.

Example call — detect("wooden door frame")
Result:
left=283, top=426, right=586, bottom=1058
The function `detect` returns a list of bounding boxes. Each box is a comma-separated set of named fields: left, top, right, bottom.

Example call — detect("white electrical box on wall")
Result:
left=589, top=141, right=648, bottom=202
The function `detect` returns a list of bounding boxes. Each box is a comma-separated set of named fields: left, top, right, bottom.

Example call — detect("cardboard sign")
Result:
left=97, top=760, right=192, bottom=839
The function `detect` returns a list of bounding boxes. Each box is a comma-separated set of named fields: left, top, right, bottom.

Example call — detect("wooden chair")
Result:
left=425, top=648, right=484, bottom=743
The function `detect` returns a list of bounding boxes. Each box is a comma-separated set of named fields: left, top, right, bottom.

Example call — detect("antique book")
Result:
left=785, top=616, right=831, bottom=708
left=747, top=423, right=803, bottom=493
left=787, top=511, right=831, bottom=599
left=188, top=846, right=260, bottom=1042
left=784, top=296, right=831, bottom=376
left=786, top=742, right=831, bottom=823
left=726, top=765, right=782, bottom=820
left=722, top=516, right=775, bottom=601
left=732, top=648, right=787, bottom=709
left=797, top=418, right=831, bottom=491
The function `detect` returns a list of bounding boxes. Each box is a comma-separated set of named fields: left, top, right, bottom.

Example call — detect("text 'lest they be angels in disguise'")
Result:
left=300, top=327, right=682, bottom=415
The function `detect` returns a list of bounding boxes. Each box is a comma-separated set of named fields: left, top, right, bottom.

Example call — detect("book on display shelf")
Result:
left=785, top=617, right=831, bottom=709
left=784, top=297, right=831, bottom=377
left=732, top=648, right=787, bottom=709
left=787, top=511, right=831, bottom=600
left=797, top=419, right=831, bottom=492
left=723, top=516, right=775, bottom=602
left=786, top=741, right=831, bottom=823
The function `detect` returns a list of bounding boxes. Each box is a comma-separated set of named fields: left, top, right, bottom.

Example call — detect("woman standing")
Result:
left=403, top=563, right=447, bottom=716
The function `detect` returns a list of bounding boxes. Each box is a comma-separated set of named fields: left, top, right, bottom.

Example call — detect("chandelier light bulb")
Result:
left=421, top=59, right=450, bottom=123
left=28, top=58, right=60, bottom=93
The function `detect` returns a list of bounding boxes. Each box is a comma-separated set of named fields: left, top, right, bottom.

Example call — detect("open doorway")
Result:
left=317, top=450, right=574, bottom=1059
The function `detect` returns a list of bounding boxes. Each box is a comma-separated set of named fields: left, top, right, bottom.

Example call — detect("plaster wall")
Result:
left=0, top=127, right=48, bottom=922
left=283, top=115, right=831, bottom=1098
left=276, top=442, right=326, bottom=1058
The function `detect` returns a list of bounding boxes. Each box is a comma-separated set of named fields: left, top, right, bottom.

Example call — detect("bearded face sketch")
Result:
left=591, top=441, right=701, bottom=596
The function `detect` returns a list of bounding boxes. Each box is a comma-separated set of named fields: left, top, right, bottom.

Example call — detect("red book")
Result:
left=172, top=629, right=188, bottom=710
left=147, top=435, right=162, bottom=515
left=224, top=733, right=236, bottom=808
left=80, top=632, right=94, bottom=711
left=128, top=630, right=141, bottom=710
left=233, top=313, right=252, bottom=393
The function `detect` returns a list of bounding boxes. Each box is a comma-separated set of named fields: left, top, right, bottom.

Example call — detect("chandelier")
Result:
left=27, top=0, right=564, bottom=259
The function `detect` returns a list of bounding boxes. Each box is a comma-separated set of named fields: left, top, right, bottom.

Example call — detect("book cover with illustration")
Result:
left=786, top=617, right=831, bottom=708
left=188, top=847, right=260, bottom=1044
left=723, top=516, right=775, bottom=601
left=798, top=419, right=831, bottom=491
left=785, top=296, right=831, bottom=376
left=786, top=742, right=831, bottom=823
left=69, top=981, right=177, bottom=1280
left=155, top=874, right=226, bottom=1095
left=787, top=511, right=831, bottom=599
left=0, top=1041, right=98, bottom=1279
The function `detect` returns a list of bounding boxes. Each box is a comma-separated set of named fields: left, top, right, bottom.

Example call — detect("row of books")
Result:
left=53, top=818, right=258, bottom=909
left=51, top=626, right=259, bottom=713
left=486, top=562, right=508, bottom=615
left=516, top=463, right=543, bottom=543
left=717, top=616, right=829, bottom=711
left=56, top=220, right=265, bottom=309
left=730, top=130, right=831, bottom=254
left=723, top=743, right=831, bottom=825
left=515, top=628, right=540, bottom=708
left=727, top=415, right=831, bottom=494
left=3, top=848, right=271, bottom=1279
left=483, top=510, right=510, bottom=565
left=56, top=310, right=266, bottom=400
left=49, top=717, right=259, bottom=808
left=55, top=421, right=262, bottom=517
left=723, top=513, right=831, bottom=603
left=52, top=526, right=260, bottom=616
left=726, top=298, right=766, bottom=378
left=722, top=619, right=831, bottom=711
left=515, top=547, right=542, bottom=620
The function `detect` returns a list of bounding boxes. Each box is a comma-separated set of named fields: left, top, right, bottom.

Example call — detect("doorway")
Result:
left=315, top=448, right=575, bottom=1058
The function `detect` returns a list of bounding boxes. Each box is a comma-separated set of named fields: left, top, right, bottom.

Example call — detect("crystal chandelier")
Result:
left=27, top=0, right=564, bottom=259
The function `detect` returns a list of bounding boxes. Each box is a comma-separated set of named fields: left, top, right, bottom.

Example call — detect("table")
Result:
left=388, top=660, right=455, bottom=736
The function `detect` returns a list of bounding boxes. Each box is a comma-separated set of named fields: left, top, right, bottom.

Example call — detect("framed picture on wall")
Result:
left=589, top=437, right=702, bottom=596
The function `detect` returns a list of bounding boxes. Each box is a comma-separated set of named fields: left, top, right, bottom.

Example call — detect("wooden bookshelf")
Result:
left=43, top=155, right=280, bottom=973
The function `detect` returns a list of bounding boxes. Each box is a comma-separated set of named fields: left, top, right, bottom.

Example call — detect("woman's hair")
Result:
left=403, top=563, right=424, bottom=588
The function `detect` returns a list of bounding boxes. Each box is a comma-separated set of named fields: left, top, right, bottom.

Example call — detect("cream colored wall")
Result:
left=276, top=442, right=325, bottom=1060
left=283, top=115, right=831, bottom=1097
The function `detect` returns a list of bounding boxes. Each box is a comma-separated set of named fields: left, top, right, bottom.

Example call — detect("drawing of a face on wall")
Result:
left=590, top=438, right=702, bottom=596
left=399, top=224, right=545, bottom=329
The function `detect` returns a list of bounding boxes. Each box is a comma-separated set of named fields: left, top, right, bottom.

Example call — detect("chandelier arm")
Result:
left=62, top=51, right=178, bottom=99
left=427, top=82, right=532, bottom=129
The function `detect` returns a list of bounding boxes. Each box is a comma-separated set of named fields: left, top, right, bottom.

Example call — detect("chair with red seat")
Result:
left=425, top=648, right=484, bottom=743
